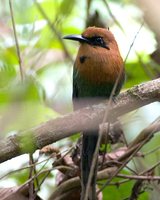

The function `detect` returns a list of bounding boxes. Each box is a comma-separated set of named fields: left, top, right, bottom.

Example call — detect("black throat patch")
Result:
left=79, top=56, right=87, bottom=64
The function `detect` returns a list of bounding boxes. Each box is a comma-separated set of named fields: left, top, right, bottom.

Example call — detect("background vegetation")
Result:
left=0, top=0, right=160, bottom=199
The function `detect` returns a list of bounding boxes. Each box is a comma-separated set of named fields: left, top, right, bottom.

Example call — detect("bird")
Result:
left=63, top=27, right=125, bottom=200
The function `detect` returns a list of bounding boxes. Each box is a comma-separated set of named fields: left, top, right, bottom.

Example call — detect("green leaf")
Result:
left=125, top=61, right=150, bottom=88
left=0, top=64, right=16, bottom=88
left=101, top=169, right=149, bottom=199
left=58, top=0, right=76, bottom=18
left=0, top=76, right=58, bottom=134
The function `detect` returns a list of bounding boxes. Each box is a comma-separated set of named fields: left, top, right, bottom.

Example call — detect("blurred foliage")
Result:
left=0, top=0, right=160, bottom=199
left=102, top=178, right=135, bottom=200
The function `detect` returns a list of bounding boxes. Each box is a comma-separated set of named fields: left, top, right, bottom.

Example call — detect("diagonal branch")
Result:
left=9, top=0, right=24, bottom=81
left=50, top=116, right=160, bottom=199
left=97, top=115, right=160, bottom=193
left=34, top=0, right=73, bottom=62
left=0, top=78, right=159, bottom=164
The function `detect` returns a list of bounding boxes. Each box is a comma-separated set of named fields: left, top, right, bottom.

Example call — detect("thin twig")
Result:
left=144, top=145, right=160, bottom=157
left=98, top=116, right=160, bottom=193
left=124, top=21, right=144, bottom=63
left=36, top=146, right=74, bottom=193
left=117, top=173, right=160, bottom=181
left=28, top=154, right=35, bottom=200
left=100, top=123, right=110, bottom=170
left=34, top=0, right=73, bottom=62
left=50, top=167, right=160, bottom=199
left=17, top=165, right=73, bottom=195
left=128, top=116, right=160, bottom=149
left=102, top=0, right=124, bottom=32
left=17, top=168, right=53, bottom=193
left=50, top=167, right=117, bottom=199
left=0, top=153, right=54, bottom=180
left=140, top=160, right=160, bottom=176
left=9, top=0, right=23, bottom=81
left=128, top=179, right=144, bottom=200
left=0, top=145, right=73, bottom=181
left=98, top=178, right=130, bottom=186
left=136, top=52, right=155, bottom=79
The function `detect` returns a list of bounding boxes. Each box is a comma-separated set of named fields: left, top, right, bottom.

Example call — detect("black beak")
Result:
left=63, top=35, right=90, bottom=44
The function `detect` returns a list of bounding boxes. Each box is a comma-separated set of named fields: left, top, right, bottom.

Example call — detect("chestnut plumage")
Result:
left=63, top=26, right=125, bottom=200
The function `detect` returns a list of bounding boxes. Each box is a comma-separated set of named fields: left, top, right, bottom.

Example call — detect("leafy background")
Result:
left=0, top=0, right=160, bottom=199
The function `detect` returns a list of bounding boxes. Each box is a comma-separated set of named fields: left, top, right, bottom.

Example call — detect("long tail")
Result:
left=81, top=131, right=98, bottom=200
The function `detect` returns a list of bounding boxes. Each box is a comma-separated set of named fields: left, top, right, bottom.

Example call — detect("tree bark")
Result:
left=0, top=78, right=159, bottom=164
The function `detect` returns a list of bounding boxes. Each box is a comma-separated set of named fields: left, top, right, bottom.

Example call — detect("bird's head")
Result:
left=63, top=27, right=124, bottom=84
left=63, top=26, right=119, bottom=51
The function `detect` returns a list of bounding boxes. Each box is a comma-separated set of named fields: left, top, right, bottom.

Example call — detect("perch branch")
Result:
left=0, top=78, right=159, bottom=164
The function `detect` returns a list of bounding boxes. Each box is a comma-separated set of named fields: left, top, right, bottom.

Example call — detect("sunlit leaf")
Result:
left=125, top=61, right=150, bottom=88
left=0, top=64, right=16, bottom=88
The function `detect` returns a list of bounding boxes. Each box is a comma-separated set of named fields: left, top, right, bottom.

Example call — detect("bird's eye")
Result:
left=87, top=36, right=109, bottom=49
left=95, top=37, right=104, bottom=45
left=91, top=37, right=108, bottom=48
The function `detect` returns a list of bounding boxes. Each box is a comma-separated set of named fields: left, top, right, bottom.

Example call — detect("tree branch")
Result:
left=49, top=116, right=160, bottom=199
left=49, top=167, right=116, bottom=200
left=0, top=78, right=159, bottom=164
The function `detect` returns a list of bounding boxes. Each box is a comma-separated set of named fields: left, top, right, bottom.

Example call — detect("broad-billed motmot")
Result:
left=63, top=27, right=125, bottom=200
